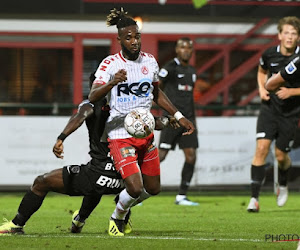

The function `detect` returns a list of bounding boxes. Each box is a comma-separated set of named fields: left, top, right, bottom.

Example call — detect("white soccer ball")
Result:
left=124, top=108, right=155, bottom=138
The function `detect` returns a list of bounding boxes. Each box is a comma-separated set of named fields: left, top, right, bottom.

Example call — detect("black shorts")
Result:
left=159, top=119, right=198, bottom=150
left=62, top=162, right=124, bottom=196
left=256, top=104, right=299, bottom=152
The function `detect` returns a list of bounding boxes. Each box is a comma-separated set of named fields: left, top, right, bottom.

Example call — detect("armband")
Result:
left=174, top=111, right=184, bottom=121
left=57, top=133, right=67, bottom=141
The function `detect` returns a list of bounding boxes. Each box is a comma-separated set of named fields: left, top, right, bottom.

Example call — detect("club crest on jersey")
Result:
left=117, top=78, right=152, bottom=98
left=141, top=66, right=149, bottom=75
left=285, top=62, right=297, bottom=74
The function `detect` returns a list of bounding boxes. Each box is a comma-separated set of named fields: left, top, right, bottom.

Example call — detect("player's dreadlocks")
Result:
left=106, top=7, right=136, bottom=30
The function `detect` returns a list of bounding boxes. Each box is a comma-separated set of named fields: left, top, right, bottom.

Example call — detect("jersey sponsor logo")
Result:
left=117, top=78, right=152, bottom=98
left=178, top=84, right=192, bottom=91
left=96, top=175, right=124, bottom=189
left=141, top=66, right=149, bottom=75
left=99, top=57, right=115, bottom=71
left=104, top=162, right=117, bottom=171
left=177, top=74, right=185, bottom=78
left=270, top=63, right=279, bottom=67
left=158, top=68, right=168, bottom=78
left=120, top=146, right=136, bottom=158
left=285, top=62, right=297, bottom=74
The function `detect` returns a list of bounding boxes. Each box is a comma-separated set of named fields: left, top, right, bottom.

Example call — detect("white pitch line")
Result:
left=7, top=234, right=263, bottom=242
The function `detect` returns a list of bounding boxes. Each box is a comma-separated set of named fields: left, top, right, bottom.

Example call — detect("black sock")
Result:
left=78, top=195, right=102, bottom=221
left=250, top=164, right=267, bottom=199
left=179, top=162, right=195, bottom=195
left=278, top=166, right=290, bottom=186
left=12, top=190, right=45, bottom=226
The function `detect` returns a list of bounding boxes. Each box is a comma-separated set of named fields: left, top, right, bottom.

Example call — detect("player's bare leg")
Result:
left=109, top=172, right=143, bottom=236
left=247, top=139, right=271, bottom=212
left=275, top=147, right=290, bottom=207
left=175, top=148, right=198, bottom=206
left=0, top=169, right=66, bottom=234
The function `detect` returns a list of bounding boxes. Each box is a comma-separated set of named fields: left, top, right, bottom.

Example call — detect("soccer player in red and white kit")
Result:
left=88, top=8, right=195, bottom=236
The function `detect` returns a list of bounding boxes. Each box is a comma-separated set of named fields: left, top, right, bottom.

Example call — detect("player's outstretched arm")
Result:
left=153, top=85, right=195, bottom=135
left=53, top=103, right=94, bottom=159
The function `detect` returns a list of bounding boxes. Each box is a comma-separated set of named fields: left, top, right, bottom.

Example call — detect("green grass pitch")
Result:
left=0, top=191, right=299, bottom=249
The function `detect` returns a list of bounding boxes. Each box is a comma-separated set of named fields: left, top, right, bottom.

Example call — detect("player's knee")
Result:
left=255, top=147, right=269, bottom=159
left=145, top=185, right=161, bottom=196
left=277, top=155, right=290, bottom=169
left=32, top=174, right=49, bottom=193
left=159, top=153, right=166, bottom=162
left=127, top=185, right=143, bottom=198
left=186, top=155, right=196, bottom=165
left=159, top=149, right=168, bottom=162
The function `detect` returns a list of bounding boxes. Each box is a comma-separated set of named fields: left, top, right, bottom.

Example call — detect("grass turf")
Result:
left=0, top=191, right=299, bottom=249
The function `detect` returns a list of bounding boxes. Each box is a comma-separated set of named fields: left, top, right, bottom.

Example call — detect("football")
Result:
left=124, top=108, right=155, bottom=138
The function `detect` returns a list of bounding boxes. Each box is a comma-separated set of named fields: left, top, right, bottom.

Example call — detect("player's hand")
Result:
left=276, top=87, right=291, bottom=100
left=168, top=115, right=180, bottom=129
left=111, top=69, right=127, bottom=86
left=259, top=87, right=270, bottom=101
left=53, top=139, right=64, bottom=159
left=178, top=117, right=195, bottom=135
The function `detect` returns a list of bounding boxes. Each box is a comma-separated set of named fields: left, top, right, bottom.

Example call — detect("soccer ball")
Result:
left=124, top=108, right=155, bottom=138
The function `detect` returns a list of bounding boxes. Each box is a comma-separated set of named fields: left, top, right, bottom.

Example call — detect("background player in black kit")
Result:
left=247, top=16, right=300, bottom=212
left=0, top=71, right=127, bottom=235
left=265, top=55, right=300, bottom=93
left=158, top=37, right=199, bottom=206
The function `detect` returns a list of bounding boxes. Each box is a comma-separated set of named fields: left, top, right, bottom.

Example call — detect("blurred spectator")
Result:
left=28, top=74, right=54, bottom=115
left=193, top=76, right=210, bottom=103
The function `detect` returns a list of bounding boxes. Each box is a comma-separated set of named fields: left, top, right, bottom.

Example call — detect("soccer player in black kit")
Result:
left=0, top=74, right=127, bottom=234
left=158, top=37, right=199, bottom=206
left=247, top=16, right=300, bottom=212
left=0, top=73, right=176, bottom=235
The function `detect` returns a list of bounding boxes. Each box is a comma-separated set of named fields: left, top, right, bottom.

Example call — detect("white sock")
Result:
left=176, top=195, right=186, bottom=202
left=112, top=189, right=138, bottom=220
left=132, top=188, right=152, bottom=206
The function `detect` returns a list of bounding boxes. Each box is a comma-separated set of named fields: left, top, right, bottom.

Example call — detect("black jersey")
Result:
left=158, top=58, right=197, bottom=119
left=279, top=55, right=300, bottom=116
left=77, top=99, right=120, bottom=178
left=260, top=45, right=300, bottom=117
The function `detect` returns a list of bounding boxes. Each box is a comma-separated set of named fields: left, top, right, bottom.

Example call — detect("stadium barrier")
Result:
left=0, top=116, right=299, bottom=190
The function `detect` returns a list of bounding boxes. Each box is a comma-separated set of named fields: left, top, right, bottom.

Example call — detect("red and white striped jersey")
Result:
left=94, top=51, right=159, bottom=139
